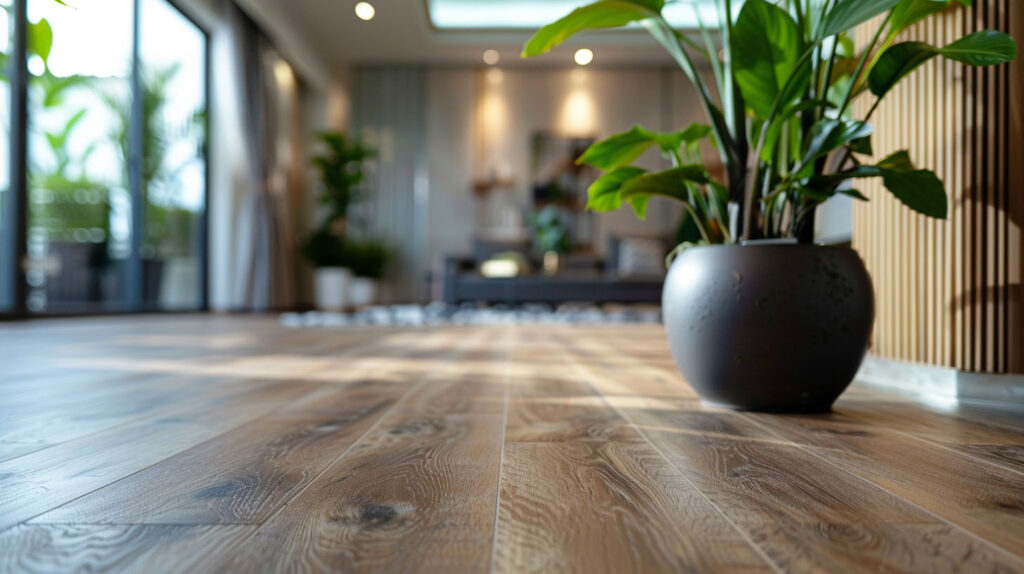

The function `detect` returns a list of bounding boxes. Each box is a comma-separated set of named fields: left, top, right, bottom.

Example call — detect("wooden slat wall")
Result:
left=852, top=1, right=1023, bottom=373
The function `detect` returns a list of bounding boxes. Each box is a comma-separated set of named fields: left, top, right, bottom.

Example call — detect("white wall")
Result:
left=419, top=66, right=712, bottom=277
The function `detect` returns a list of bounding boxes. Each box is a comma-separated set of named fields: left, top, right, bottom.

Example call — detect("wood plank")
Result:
left=495, top=442, right=770, bottom=573
left=0, top=378, right=317, bottom=531
left=504, top=332, right=637, bottom=443
left=215, top=329, right=509, bottom=572
left=222, top=412, right=506, bottom=573
left=563, top=335, right=1024, bottom=572
left=0, top=524, right=254, bottom=574
left=745, top=411, right=1024, bottom=558
left=497, top=330, right=772, bottom=572
left=29, top=330, right=478, bottom=525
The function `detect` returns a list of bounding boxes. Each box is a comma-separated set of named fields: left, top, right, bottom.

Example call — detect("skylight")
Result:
left=426, top=0, right=729, bottom=31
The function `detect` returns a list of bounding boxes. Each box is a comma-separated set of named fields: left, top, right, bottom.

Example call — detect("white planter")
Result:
left=314, top=267, right=352, bottom=311
left=348, top=277, right=377, bottom=308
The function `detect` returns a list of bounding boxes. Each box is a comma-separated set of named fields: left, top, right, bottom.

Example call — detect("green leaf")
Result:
left=28, top=18, right=53, bottom=67
left=839, top=188, right=870, bottom=201
left=941, top=29, right=1018, bottom=66
left=628, top=195, right=651, bottom=219
left=618, top=165, right=711, bottom=203
left=578, top=124, right=711, bottom=169
left=820, top=0, right=901, bottom=39
left=877, top=150, right=915, bottom=171
left=848, top=150, right=949, bottom=217
left=870, top=31, right=1017, bottom=98
left=586, top=166, right=646, bottom=211
left=796, top=186, right=832, bottom=202
left=578, top=127, right=662, bottom=170
left=522, top=0, right=663, bottom=57
left=869, top=42, right=940, bottom=97
left=888, top=0, right=952, bottom=40
left=732, top=0, right=807, bottom=118
left=850, top=135, right=873, bottom=155
left=804, top=150, right=946, bottom=217
left=801, top=119, right=873, bottom=169
left=882, top=169, right=948, bottom=218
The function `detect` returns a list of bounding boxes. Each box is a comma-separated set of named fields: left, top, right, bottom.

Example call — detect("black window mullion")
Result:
left=126, top=0, right=144, bottom=310
left=1, top=0, right=29, bottom=318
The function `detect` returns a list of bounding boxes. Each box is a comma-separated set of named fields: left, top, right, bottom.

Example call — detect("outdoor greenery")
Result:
left=523, top=0, right=1018, bottom=244
left=101, top=63, right=203, bottom=258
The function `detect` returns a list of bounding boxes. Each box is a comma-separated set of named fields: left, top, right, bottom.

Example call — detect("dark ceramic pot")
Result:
left=662, top=244, right=874, bottom=412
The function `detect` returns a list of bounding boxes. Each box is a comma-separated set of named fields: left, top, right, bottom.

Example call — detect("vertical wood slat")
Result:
left=851, top=0, right=1021, bottom=374
left=1010, top=0, right=1024, bottom=374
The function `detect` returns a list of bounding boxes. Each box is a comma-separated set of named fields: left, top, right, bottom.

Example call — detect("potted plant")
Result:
left=346, top=239, right=390, bottom=308
left=529, top=205, right=571, bottom=275
left=523, top=0, right=1017, bottom=411
left=301, top=229, right=350, bottom=311
left=303, top=132, right=373, bottom=311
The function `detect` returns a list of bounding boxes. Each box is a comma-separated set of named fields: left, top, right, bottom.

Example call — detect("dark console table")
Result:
left=442, top=257, right=663, bottom=305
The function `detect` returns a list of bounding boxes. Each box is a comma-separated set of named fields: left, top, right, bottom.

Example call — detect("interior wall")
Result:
left=358, top=66, right=712, bottom=301
left=852, top=1, right=1023, bottom=374
left=353, top=67, right=429, bottom=303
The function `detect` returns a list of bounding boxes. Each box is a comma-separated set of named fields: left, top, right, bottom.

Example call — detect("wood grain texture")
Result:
left=218, top=330, right=509, bottom=573
left=559, top=327, right=1024, bottom=572
left=2, top=318, right=1024, bottom=573
left=746, top=412, right=1024, bottom=558
left=0, top=524, right=255, bottom=574
left=495, top=441, right=769, bottom=573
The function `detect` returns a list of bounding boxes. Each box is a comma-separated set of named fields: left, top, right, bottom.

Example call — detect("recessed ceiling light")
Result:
left=483, top=49, right=500, bottom=66
left=354, top=1, right=375, bottom=21
left=574, top=48, right=593, bottom=66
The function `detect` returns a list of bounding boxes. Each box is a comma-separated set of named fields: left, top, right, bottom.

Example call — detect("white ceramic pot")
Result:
left=348, top=277, right=376, bottom=308
left=314, top=267, right=352, bottom=311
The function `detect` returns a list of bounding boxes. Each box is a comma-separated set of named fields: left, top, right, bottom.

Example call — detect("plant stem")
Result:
left=742, top=45, right=817, bottom=240
left=683, top=201, right=712, bottom=244
left=838, top=19, right=887, bottom=118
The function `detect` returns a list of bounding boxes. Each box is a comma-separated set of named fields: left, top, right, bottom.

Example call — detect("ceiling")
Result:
left=261, top=0, right=685, bottom=69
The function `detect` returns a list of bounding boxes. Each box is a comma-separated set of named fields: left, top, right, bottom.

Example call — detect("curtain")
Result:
left=226, top=1, right=292, bottom=311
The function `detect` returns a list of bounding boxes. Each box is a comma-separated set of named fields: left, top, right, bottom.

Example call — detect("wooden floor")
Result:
left=1, top=316, right=1024, bottom=573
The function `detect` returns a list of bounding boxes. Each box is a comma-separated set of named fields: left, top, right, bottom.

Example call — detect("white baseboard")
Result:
left=856, top=356, right=1024, bottom=406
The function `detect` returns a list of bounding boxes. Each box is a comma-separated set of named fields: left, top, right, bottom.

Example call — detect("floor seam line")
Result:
left=887, top=427, right=1024, bottom=479
left=557, top=332, right=786, bottom=574
left=213, top=327, right=489, bottom=564
left=733, top=411, right=1024, bottom=566
left=4, top=332, right=431, bottom=532
left=488, top=328, right=514, bottom=574
left=0, top=331, right=399, bottom=465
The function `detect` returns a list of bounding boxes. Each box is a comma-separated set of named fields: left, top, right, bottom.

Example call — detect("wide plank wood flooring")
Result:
left=1, top=315, right=1023, bottom=573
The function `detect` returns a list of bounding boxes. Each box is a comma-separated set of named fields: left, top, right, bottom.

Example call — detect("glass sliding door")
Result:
left=0, top=0, right=13, bottom=313
left=138, top=0, right=206, bottom=310
left=26, top=0, right=134, bottom=313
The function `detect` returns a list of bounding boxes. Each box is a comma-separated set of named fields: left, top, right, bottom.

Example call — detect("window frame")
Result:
left=0, top=0, right=211, bottom=320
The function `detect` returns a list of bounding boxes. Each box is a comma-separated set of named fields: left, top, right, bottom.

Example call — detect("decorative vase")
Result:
left=314, top=267, right=351, bottom=311
left=348, top=277, right=376, bottom=308
left=662, top=244, right=874, bottom=412
left=543, top=251, right=561, bottom=276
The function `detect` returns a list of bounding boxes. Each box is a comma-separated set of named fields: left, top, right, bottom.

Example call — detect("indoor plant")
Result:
left=529, top=206, right=571, bottom=275
left=523, top=0, right=1017, bottom=411
left=346, top=239, right=390, bottom=308
left=302, top=132, right=373, bottom=311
